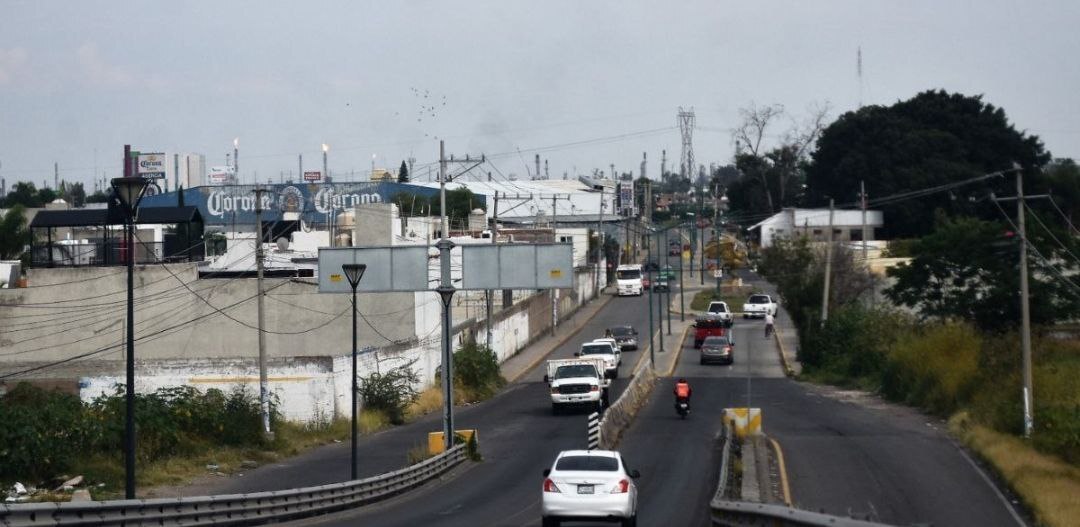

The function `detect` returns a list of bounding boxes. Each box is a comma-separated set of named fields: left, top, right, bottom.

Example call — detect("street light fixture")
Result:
left=111, top=175, right=148, bottom=500
left=342, top=263, right=367, bottom=481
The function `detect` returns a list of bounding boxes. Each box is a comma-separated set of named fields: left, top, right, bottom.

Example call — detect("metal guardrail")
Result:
left=0, top=444, right=467, bottom=527
left=709, top=424, right=891, bottom=527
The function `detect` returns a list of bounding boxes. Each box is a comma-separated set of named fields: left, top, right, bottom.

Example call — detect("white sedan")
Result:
left=541, top=449, right=640, bottom=526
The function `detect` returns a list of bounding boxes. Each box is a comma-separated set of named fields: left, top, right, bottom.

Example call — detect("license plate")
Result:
left=578, top=485, right=594, bottom=494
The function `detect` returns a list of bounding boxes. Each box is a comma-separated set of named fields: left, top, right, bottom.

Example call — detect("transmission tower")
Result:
left=677, top=107, right=695, bottom=180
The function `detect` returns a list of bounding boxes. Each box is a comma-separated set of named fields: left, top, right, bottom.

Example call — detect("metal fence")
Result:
left=0, top=444, right=467, bottom=527
left=30, top=238, right=203, bottom=268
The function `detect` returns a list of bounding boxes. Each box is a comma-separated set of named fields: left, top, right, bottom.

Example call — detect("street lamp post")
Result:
left=112, top=175, right=148, bottom=500
left=342, top=263, right=367, bottom=481
left=646, top=230, right=655, bottom=369
left=663, top=228, right=672, bottom=336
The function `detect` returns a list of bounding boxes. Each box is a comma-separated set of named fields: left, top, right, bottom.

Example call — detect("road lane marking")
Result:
left=769, top=437, right=793, bottom=506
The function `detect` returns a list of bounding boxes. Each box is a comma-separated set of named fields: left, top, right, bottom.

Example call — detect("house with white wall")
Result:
left=748, top=208, right=884, bottom=249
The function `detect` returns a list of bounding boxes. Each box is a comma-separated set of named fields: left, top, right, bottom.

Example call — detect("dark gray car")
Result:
left=700, top=335, right=734, bottom=365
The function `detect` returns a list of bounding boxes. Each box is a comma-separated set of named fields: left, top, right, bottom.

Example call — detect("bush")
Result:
left=453, top=342, right=505, bottom=401
left=881, top=322, right=981, bottom=416
left=0, top=383, right=272, bottom=483
left=799, top=305, right=909, bottom=386
left=359, top=361, right=420, bottom=425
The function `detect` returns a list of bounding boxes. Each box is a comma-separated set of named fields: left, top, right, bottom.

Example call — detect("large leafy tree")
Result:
left=885, top=214, right=1080, bottom=329
left=806, top=90, right=1051, bottom=238
left=3, top=182, right=43, bottom=208
left=0, top=205, right=31, bottom=260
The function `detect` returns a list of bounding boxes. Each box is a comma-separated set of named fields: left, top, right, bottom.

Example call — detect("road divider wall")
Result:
left=598, top=355, right=656, bottom=450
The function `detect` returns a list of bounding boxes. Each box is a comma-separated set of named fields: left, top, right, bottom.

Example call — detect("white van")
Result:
left=615, top=264, right=644, bottom=296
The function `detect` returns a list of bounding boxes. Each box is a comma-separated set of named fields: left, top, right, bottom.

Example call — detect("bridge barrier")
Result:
left=0, top=444, right=468, bottom=527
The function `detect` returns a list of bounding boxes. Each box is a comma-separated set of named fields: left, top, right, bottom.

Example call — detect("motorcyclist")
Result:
left=764, top=312, right=775, bottom=338
left=674, top=378, right=692, bottom=412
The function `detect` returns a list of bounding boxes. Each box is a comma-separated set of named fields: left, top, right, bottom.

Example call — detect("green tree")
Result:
left=86, top=190, right=110, bottom=204
left=65, top=182, right=87, bottom=207
left=398, top=160, right=410, bottom=183
left=429, top=187, right=483, bottom=228
left=806, top=90, right=1051, bottom=238
left=885, top=214, right=1080, bottom=329
left=389, top=192, right=429, bottom=217
left=0, top=205, right=30, bottom=260
left=3, top=182, right=43, bottom=208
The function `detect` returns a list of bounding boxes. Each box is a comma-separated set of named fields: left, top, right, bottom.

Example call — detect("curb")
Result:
left=663, top=322, right=692, bottom=378
left=505, top=293, right=615, bottom=384
left=773, top=326, right=795, bottom=378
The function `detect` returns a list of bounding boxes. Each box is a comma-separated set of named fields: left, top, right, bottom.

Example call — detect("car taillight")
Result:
left=610, top=479, right=630, bottom=493
left=543, top=478, right=561, bottom=493
left=590, top=385, right=599, bottom=392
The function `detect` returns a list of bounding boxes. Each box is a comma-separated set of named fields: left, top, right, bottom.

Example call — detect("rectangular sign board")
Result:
left=460, top=243, right=574, bottom=290
left=318, top=246, right=432, bottom=293
left=304, top=171, right=322, bottom=182
left=138, top=152, right=167, bottom=179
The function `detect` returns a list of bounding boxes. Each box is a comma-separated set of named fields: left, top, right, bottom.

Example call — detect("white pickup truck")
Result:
left=743, top=293, right=778, bottom=319
left=544, top=357, right=610, bottom=414
left=706, top=301, right=735, bottom=327
left=578, top=340, right=621, bottom=378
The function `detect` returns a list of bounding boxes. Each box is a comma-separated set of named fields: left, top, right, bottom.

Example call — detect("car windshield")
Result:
left=611, top=327, right=633, bottom=337
left=555, top=455, right=618, bottom=472
left=748, top=295, right=770, bottom=304
left=555, top=365, right=596, bottom=379
left=581, top=344, right=612, bottom=355
left=617, top=269, right=641, bottom=280
left=703, top=336, right=730, bottom=346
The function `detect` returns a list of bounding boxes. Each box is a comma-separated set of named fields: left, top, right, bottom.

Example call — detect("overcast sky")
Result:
left=2, top=0, right=1078, bottom=190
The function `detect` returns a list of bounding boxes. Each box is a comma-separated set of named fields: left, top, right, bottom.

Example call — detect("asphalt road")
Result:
left=295, top=290, right=660, bottom=526
left=285, top=241, right=1023, bottom=526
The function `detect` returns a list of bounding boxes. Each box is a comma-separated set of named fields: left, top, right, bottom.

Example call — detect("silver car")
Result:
left=700, top=335, right=735, bottom=365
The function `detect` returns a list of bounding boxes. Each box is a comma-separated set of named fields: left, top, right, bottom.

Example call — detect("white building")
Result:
left=748, top=208, right=884, bottom=249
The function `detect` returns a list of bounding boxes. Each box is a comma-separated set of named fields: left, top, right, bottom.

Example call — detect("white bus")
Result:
left=615, top=264, right=644, bottom=296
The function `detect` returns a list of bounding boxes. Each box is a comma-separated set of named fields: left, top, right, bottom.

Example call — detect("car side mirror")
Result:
left=628, top=469, right=641, bottom=479
left=543, top=374, right=550, bottom=383
left=543, top=468, right=551, bottom=478
left=574, top=352, right=581, bottom=357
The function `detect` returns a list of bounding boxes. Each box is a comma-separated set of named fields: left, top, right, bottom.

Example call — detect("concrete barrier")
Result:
left=598, top=358, right=656, bottom=449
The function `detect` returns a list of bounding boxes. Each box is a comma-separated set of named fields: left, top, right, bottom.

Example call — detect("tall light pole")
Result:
left=322, top=143, right=330, bottom=182
left=233, top=138, right=239, bottom=184
left=646, top=229, right=655, bottom=369
left=111, top=171, right=148, bottom=500
left=342, top=263, right=367, bottom=480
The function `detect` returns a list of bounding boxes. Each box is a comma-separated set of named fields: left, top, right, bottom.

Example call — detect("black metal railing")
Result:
left=30, top=238, right=204, bottom=268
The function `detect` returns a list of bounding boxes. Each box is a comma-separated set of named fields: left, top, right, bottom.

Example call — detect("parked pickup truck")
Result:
left=706, top=301, right=735, bottom=327
left=577, top=340, right=621, bottom=378
left=544, top=358, right=610, bottom=414
left=743, top=293, right=778, bottom=318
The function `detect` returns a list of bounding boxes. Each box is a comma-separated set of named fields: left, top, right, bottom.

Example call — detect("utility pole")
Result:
left=646, top=230, right=655, bottom=368
left=860, top=180, right=869, bottom=263
left=253, top=186, right=271, bottom=436
left=549, top=194, right=571, bottom=335
left=487, top=192, right=499, bottom=352
left=821, top=199, right=835, bottom=325
left=1016, top=170, right=1034, bottom=438
left=664, top=228, right=672, bottom=335
left=435, top=140, right=484, bottom=452
left=596, top=185, right=604, bottom=299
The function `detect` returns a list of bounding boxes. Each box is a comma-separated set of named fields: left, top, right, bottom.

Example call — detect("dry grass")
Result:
left=950, top=412, right=1080, bottom=527
left=358, top=409, right=390, bottom=434
left=406, top=443, right=435, bottom=465
left=406, top=388, right=444, bottom=421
